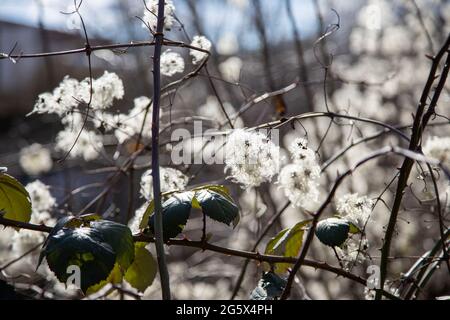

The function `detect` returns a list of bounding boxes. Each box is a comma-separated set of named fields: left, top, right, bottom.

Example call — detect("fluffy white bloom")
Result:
left=30, top=72, right=123, bottom=116
left=112, top=113, right=135, bottom=144
left=114, top=96, right=153, bottom=143
left=16, top=180, right=58, bottom=253
left=278, top=161, right=320, bottom=209
left=128, top=204, right=147, bottom=234
left=25, top=180, right=56, bottom=214
left=19, top=143, right=53, bottom=176
left=140, top=167, right=189, bottom=200
left=336, top=193, right=374, bottom=227
left=190, top=35, right=211, bottom=64
left=132, top=95, right=152, bottom=112
left=277, top=138, right=321, bottom=208
left=12, top=223, right=49, bottom=254
left=78, top=71, right=124, bottom=110
left=61, top=111, right=84, bottom=128
left=423, top=136, right=450, bottom=167
left=142, top=0, right=175, bottom=31
left=217, top=33, right=238, bottom=55
left=89, top=97, right=153, bottom=145
left=160, top=50, right=185, bottom=77
left=224, top=129, right=281, bottom=187
left=92, top=111, right=118, bottom=133
left=219, top=56, right=242, bottom=82
left=55, top=127, right=103, bottom=161
left=335, top=237, right=369, bottom=269
left=31, top=93, right=59, bottom=115
left=197, top=96, right=243, bottom=128
left=53, top=76, right=81, bottom=109
left=288, top=138, right=317, bottom=164
left=30, top=76, right=80, bottom=116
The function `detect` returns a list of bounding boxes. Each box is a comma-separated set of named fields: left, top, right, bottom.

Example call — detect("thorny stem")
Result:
left=151, top=0, right=171, bottom=300
left=230, top=201, right=291, bottom=299
left=0, top=215, right=398, bottom=300
left=375, top=33, right=450, bottom=300
left=280, top=146, right=448, bottom=300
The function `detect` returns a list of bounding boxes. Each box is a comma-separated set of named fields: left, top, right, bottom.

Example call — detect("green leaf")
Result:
left=193, top=184, right=234, bottom=202
left=194, top=189, right=240, bottom=228
left=41, top=218, right=135, bottom=294
left=250, top=272, right=287, bottom=300
left=315, top=217, right=350, bottom=247
left=38, top=215, right=78, bottom=266
left=43, top=226, right=116, bottom=293
left=139, top=200, right=154, bottom=230
left=139, top=189, right=196, bottom=231
left=148, top=192, right=194, bottom=241
left=124, top=242, right=157, bottom=292
left=86, top=262, right=123, bottom=295
left=90, top=220, right=134, bottom=271
left=348, top=222, right=361, bottom=234
left=41, top=215, right=101, bottom=251
left=264, top=220, right=311, bottom=274
left=0, top=173, right=31, bottom=224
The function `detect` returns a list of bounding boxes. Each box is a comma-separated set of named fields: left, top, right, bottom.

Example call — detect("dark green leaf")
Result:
left=90, top=220, right=134, bottom=271
left=41, top=218, right=135, bottom=293
left=38, top=215, right=78, bottom=267
left=194, top=189, right=239, bottom=227
left=86, top=262, right=123, bottom=295
left=250, top=272, right=287, bottom=300
left=43, top=226, right=116, bottom=293
left=124, top=242, right=157, bottom=292
left=39, top=215, right=113, bottom=266
left=148, top=192, right=194, bottom=241
left=315, top=217, right=350, bottom=247
left=0, top=173, right=31, bottom=224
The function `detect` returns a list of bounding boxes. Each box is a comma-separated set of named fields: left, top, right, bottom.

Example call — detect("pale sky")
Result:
left=0, top=0, right=326, bottom=49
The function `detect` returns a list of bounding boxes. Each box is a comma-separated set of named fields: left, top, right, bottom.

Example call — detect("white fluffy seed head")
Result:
left=19, top=143, right=53, bottom=176
left=142, top=0, right=176, bottom=31
left=288, top=138, right=317, bottom=164
left=78, top=71, right=124, bottom=110
left=128, top=204, right=147, bottom=234
left=219, top=56, right=242, bottom=82
left=224, top=129, right=281, bottom=187
left=30, top=72, right=124, bottom=117
left=160, top=50, right=185, bottom=77
left=190, top=35, right=211, bottom=65
left=278, top=162, right=320, bottom=209
left=423, top=136, right=450, bottom=167
left=25, top=180, right=56, bottom=214
left=55, top=127, right=103, bottom=161
left=277, top=137, right=321, bottom=209
left=113, top=96, right=154, bottom=143
left=140, top=167, right=189, bottom=200
left=30, top=76, right=79, bottom=116
left=336, top=193, right=373, bottom=227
